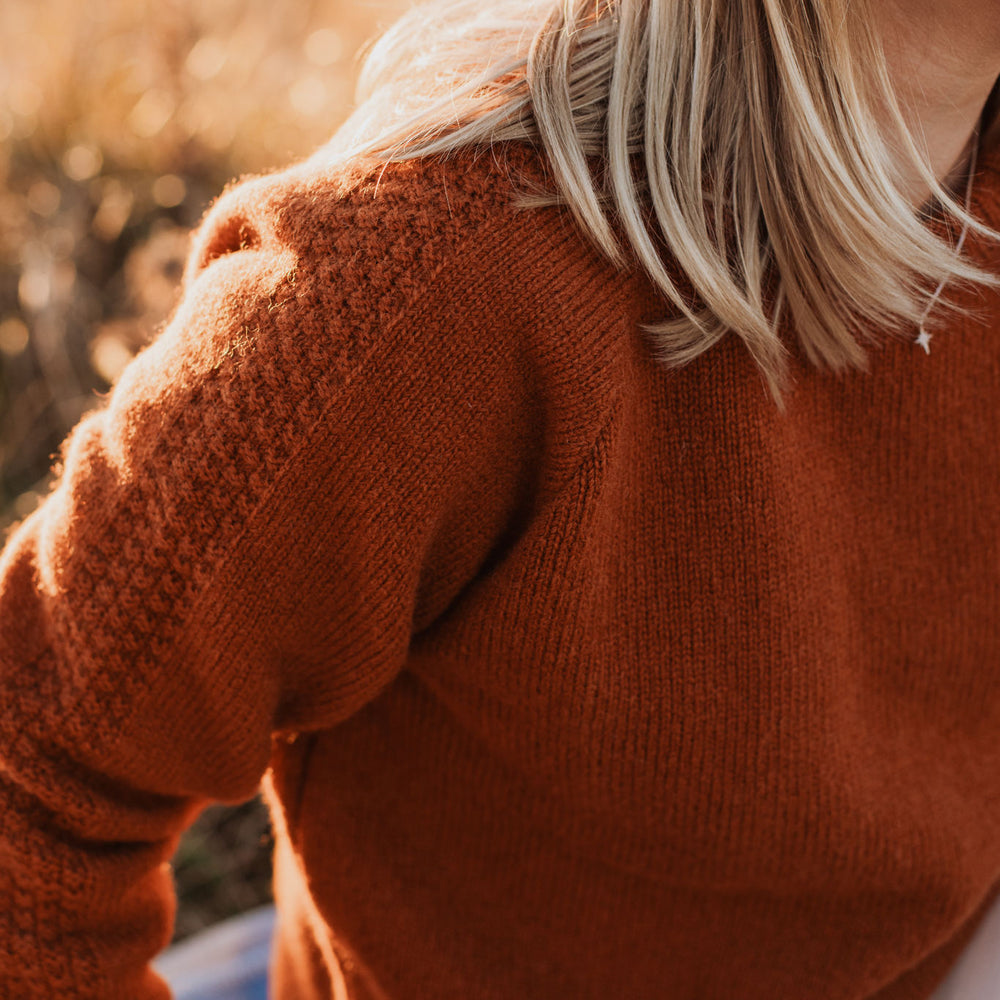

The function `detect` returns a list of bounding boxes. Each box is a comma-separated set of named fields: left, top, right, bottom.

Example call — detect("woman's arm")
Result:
left=0, top=157, right=539, bottom=998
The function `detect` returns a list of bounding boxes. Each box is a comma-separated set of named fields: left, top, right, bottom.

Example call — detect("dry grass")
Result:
left=1, top=0, right=406, bottom=942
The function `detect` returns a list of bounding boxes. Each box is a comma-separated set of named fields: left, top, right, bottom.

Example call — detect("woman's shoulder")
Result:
left=187, top=141, right=561, bottom=297
left=179, top=138, right=635, bottom=393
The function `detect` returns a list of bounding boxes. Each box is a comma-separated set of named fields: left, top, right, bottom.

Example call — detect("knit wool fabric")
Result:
left=2, top=139, right=1000, bottom=1000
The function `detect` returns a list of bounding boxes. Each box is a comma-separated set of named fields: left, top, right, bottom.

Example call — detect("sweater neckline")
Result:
left=966, top=135, right=1000, bottom=226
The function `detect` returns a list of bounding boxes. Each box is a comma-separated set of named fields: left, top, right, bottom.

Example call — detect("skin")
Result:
left=874, top=0, right=1000, bottom=206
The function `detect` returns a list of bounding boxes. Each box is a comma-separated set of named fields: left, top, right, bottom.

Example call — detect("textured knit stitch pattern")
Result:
left=2, top=138, right=1000, bottom=1000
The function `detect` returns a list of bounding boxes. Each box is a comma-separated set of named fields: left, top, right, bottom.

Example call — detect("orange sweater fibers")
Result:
left=3, top=141, right=1000, bottom=999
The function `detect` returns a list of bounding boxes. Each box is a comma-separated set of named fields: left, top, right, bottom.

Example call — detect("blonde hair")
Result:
left=331, top=0, right=1000, bottom=401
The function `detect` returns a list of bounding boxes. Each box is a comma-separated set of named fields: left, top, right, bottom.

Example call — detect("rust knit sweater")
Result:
left=2, top=139, right=1000, bottom=1000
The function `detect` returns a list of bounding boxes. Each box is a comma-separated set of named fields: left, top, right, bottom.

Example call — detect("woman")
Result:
left=2, top=0, right=999, bottom=997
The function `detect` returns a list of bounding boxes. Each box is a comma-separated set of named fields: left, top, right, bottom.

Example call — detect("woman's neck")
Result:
left=875, top=0, right=1000, bottom=206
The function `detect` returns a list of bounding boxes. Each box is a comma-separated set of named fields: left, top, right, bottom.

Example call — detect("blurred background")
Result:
left=0, top=0, right=405, bottom=942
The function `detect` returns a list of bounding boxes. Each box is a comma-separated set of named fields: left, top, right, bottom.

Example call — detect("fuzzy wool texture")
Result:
left=2, top=139, right=1000, bottom=1000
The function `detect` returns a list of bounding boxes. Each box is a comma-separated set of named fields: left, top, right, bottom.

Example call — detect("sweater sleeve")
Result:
left=0, top=161, right=538, bottom=998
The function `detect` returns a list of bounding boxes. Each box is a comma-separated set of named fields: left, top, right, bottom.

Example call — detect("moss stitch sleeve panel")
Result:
left=0, top=160, right=543, bottom=998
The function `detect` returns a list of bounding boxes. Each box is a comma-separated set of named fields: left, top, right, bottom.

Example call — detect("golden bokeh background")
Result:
left=0, top=0, right=405, bottom=523
left=0, top=0, right=406, bottom=177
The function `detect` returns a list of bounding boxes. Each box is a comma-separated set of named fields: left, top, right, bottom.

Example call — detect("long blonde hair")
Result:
left=330, top=0, right=1000, bottom=401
